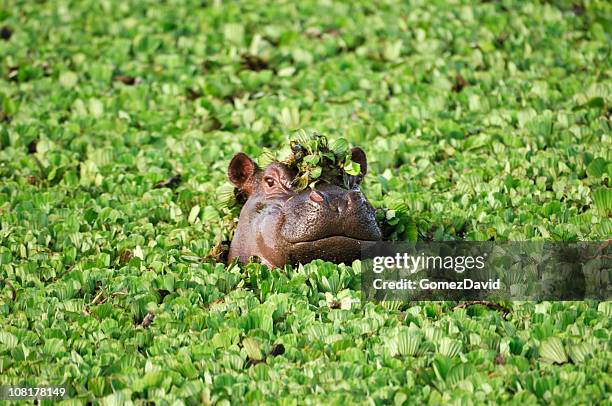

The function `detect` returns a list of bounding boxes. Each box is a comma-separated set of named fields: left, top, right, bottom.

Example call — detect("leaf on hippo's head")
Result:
left=328, top=137, right=349, bottom=156
left=343, top=159, right=361, bottom=177
left=257, top=148, right=277, bottom=168
left=282, top=129, right=358, bottom=191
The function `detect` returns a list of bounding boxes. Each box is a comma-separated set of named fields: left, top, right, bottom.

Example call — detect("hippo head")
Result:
left=227, top=148, right=382, bottom=268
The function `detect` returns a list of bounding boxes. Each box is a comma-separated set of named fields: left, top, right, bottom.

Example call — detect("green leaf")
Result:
left=437, top=338, right=462, bottom=358
left=597, top=301, right=612, bottom=317
left=592, top=188, right=612, bottom=215
left=303, top=154, right=320, bottom=165
left=539, top=337, right=568, bottom=364
left=133, top=372, right=164, bottom=392
left=0, top=332, right=18, bottom=349
left=567, top=342, right=593, bottom=364
left=344, top=161, right=361, bottom=176
left=217, top=183, right=237, bottom=207
left=397, top=329, right=421, bottom=356
left=42, top=338, right=65, bottom=356
left=432, top=356, right=453, bottom=381
left=446, top=363, right=476, bottom=386
left=188, top=205, right=200, bottom=224
left=59, top=71, right=78, bottom=88
left=88, top=98, right=104, bottom=117
left=88, top=377, right=106, bottom=397
left=463, top=133, right=490, bottom=151
left=257, top=149, right=277, bottom=167
left=224, top=23, right=244, bottom=45
left=405, top=219, right=418, bottom=242
left=0, top=126, right=9, bottom=148
left=586, top=158, right=609, bottom=178
left=328, top=138, right=349, bottom=157
left=243, top=337, right=263, bottom=361
left=585, top=97, right=605, bottom=109
left=1, top=93, right=17, bottom=116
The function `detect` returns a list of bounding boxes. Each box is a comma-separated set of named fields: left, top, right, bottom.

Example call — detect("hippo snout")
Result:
left=281, top=184, right=381, bottom=243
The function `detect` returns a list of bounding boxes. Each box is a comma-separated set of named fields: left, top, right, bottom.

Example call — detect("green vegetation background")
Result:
left=0, top=0, right=611, bottom=404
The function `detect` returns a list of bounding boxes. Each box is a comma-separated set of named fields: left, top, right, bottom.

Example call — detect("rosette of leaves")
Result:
left=376, top=201, right=418, bottom=242
left=283, top=129, right=361, bottom=191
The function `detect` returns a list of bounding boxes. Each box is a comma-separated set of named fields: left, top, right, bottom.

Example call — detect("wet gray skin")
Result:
left=227, top=148, right=382, bottom=268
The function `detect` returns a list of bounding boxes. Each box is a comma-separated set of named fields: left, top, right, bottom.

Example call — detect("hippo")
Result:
left=227, top=147, right=382, bottom=268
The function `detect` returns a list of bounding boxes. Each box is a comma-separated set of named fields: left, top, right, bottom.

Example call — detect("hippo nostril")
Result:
left=309, top=190, right=324, bottom=204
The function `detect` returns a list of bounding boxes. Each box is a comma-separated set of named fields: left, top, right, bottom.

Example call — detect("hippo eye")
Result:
left=264, top=177, right=275, bottom=187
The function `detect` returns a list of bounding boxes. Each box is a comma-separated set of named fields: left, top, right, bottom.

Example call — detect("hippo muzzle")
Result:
left=226, top=148, right=381, bottom=268
left=280, top=183, right=381, bottom=264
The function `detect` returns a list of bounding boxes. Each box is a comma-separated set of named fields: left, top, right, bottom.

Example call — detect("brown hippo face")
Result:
left=227, top=148, right=382, bottom=268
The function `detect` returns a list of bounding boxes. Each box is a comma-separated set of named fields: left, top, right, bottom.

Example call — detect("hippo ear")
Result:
left=350, top=147, right=368, bottom=176
left=228, top=153, right=258, bottom=194
left=349, top=146, right=368, bottom=184
left=346, top=147, right=368, bottom=187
